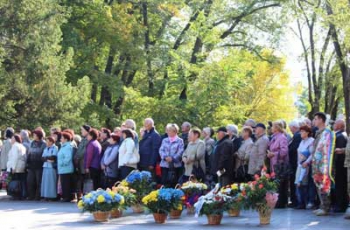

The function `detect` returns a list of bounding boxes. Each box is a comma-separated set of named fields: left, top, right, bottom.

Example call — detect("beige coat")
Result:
left=234, top=138, right=253, bottom=171
left=248, top=134, right=269, bottom=175
left=182, top=139, right=206, bottom=176
left=6, top=142, right=27, bottom=173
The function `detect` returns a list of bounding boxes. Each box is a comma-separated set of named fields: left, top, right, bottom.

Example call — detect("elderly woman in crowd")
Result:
left=202, top=127, right=215, bottom=175
left=268, top=120, right=289, bottom=208
left=27, top=130, right=46, bottom=200
left=7, top=134, right=27, bottom=199
left=20, top=130, right=31, bottom=153
left=118, top=129, right=139, bottom=180
left=101, top=134, right=120, bottom=188
left=85, top=129, right=102, bottom=190
left=57, top=132, right=74, bottom=202
left=234, top=126, right=253, bottom=182
left=41, top=137, right=58, bottom=200
left=182, top=128, right=206, bottom=182
left=159, top=123, right=184, bottom=187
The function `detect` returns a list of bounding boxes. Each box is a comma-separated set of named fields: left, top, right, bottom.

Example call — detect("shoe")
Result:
left=306, top=203, right=315, bottom=210
left=295, top=205, right=306, bottom=210
left=344, top=208, right=350, bottom=219
left=315, top=209, right=328, bottom=216
left=313, top=209, right=321, bottom=214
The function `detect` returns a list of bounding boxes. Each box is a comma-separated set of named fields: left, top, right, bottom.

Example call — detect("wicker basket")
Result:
left=228, top=208, right=240, bottom=217
left=110, top=209, right=123, bottom=218
left=92, top=211, right=110, bottom=222
left=170, top=209, right=182, bottom=219
left=258, top=208, right=272, bottom=225
left=153, top=213, right=167, bottom=224
left=206, top=214, right=223, bottom=225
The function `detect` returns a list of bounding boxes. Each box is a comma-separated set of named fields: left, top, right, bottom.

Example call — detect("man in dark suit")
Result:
left=210, top=127, right=234, bottom=186
left=288, top=120, right=302, bottom=208
left=332, top=119, right=348, bottom=212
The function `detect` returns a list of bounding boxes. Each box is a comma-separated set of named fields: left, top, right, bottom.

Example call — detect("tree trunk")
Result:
left=99, top=50, right=114, bottom=108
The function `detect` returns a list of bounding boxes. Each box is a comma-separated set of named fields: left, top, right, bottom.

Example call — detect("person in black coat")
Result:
left=210, top=127, right=234, bottom=186
left=288, top=121, right=302, bottom=207
left=332, top=119, right=349, bottom=212
left=226, top=124, right=241, bottom=181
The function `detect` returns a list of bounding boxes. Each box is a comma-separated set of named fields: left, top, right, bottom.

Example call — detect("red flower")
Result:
left=254, top=174, right=260, bottom=181
left=262, top=166, right=267, bottom=172
left=270, top=172, right=276, bottom=178
left=265, top=174, right=271, bottom=179
left=259, top=184, right=264, bottom=189
left=252, top=181, right=257, bottom=186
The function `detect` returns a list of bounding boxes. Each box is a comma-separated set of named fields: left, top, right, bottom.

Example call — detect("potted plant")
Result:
left=221, top=183, right=248, bottom=217
left=111, top=184, right=137, bottom=218
left=121, top=170, right=153, bottom=213
left=194, top=185, right=231, bottom=225
left=169, top=187, right=185, bottom=219
left=77, top=189, right=124, bottom=222
left=245, top=168, right=279, bottom=225
left=180, top=180, right=208, bottom=214
left=142, top=188, right=184, bottom=224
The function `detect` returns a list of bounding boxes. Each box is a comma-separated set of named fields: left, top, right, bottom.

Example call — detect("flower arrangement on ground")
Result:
left=111, top=184, right=137, bottom=208
left=142, top=188, right=184, bottom=223
left=77, top=189, right=124, bottom=222
left=180, top=180, right=208, bottom=214
left=120, top=170, right=153, bottom=213
left=244, top=167, right=279, bottom=225
left=194, top=184, right=231, bottom=225
left=220, top=183, right=248, bottom=216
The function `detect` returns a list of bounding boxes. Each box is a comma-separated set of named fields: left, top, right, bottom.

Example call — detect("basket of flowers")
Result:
left=77, top=189, right=124, bottom=222
left=120, top=170, right=153, bottom=213
left=244, top=167, right=279, bottom=225
left=180, top=180, right=208, bottom=214
left=109, top=184, right=136, bottom=218
left=221, top=183, right=248, bottom=217
left=194, top=184, right=231, bottom=225
left=142, top=188, right=184, bottom=224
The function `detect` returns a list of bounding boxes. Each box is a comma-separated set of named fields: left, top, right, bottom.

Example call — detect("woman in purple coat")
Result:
left=268, top=120, right=289, bottom=208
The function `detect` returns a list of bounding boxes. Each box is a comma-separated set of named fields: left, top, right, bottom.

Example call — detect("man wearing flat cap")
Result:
left=248, top=123, right=269, bottom=177
left=210, top=127, right=234, bottom=186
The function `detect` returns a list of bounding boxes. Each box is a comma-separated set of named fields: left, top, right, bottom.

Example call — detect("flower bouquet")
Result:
left=194, top=184, right=231, bottom=225
left=181, top=180, right=208, bottom=214
left=244, top=167, right=278, bottom=225
left=77, top=189, right=124, bottom=222
left=221, top=183, right=248, bottom=217
left=121, top=170, right=153, bottom=213
left=142, top=188, right=184, bottom=224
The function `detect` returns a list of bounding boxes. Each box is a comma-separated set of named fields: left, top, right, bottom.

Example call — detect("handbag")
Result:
left=83, top=175, right=94, bottom=194
left=273, top=151, right=292, bottom=180
left=166, top=162, right=177, bottom=185
left=191, top=153, right=205, bottom=182
left=7, top=179, right=22, bottom=197
left=236, top=163, right=249, bottom=182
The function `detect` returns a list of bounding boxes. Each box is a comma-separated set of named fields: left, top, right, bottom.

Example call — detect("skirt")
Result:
left=41, top=167, right=57, bottom=198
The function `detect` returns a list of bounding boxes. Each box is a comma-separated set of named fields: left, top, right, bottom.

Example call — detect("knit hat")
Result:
left=82, top=125, right=91, bottom=132
left=301, top=150, right=310, bottom=159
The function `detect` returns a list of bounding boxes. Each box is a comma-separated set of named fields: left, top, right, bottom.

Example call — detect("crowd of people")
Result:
left=0, top=112, right=349, bottom=218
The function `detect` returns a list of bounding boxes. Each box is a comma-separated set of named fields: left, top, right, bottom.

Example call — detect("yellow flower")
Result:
left=120, top=197, right=125, bottom=205
left=77, top=200, right=84, bottom=209
left=108, top=191, right=115, bottom=198
left=121, top=180, right=129, bottom=187
left=97, top=195, right=105, bottom=203
left=86, top=193, right=93, bottom=198
left=177, top=204, right=183, bottom=211
left=231, top=184, right=238, bottom=190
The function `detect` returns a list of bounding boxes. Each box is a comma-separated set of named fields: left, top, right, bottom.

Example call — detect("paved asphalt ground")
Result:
left=0, top=190, right=348, bottom=230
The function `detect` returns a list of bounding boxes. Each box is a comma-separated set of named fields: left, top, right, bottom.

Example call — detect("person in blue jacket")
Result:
left=139, top=118, right=161, bottom=180
left=57, top=132, right=74, bottom=202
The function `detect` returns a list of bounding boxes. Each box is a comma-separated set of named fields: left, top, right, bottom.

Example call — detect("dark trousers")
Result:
left=12, top=173, right=27, bottom=199
left=296, top=185, right=308, bottom=207
left=60, top=173, right=73, bottom=201
left=161, top=167, right=182, bottom=188
left=89, top=167, right=101, bottom=190
left=334, top=155, right=349, bottom=211
left=76, top=173, right=85, bottom=193
left=308, top=166, right=317, bottom=205
left=276, top=178, right=289, bottom=208
left=219, top=175, right=232, bottom=187
left=119, top=166, right=134, bottom=181
left=289, top=167, right=297, bottom=206
left=27, top=169, right=42, bottom=200
left=103, top=176, right=118, bottom=189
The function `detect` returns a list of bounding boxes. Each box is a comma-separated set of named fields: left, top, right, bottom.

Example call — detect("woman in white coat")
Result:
left=118, top=129, right=139, bottom=180
left=7, top=134, right=27, bottom=199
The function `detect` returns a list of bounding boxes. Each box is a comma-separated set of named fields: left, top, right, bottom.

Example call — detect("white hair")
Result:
left=166, top=123, right=179, bottom=133
left=145, top=118, right=154, bottom=127
left=289, top=120, right=300, bottom=129
left=226, top=124, right=238, bottom=135
left=203, top=127, right=212, bottom=136
left=182, top=122, right=191, bottom=128
left=244, top=119, right=256, bottom=128
left=125, top=119, right=136, bottom=130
